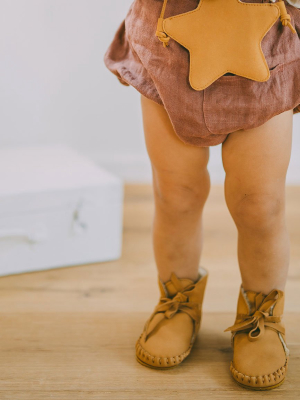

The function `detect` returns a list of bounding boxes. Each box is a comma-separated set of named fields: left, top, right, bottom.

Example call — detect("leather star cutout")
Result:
left=162, top=0, right=281, bottom=90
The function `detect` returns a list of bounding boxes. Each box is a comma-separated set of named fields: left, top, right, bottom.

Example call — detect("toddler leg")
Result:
left=221, top=109, right=293, bottom=293
left=140, top=94, right=210, bottom=282
left=136, top=94, right=210, bottom=369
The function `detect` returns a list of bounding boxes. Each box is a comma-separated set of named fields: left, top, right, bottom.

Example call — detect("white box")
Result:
left=0, top=145, right=124, bottom=276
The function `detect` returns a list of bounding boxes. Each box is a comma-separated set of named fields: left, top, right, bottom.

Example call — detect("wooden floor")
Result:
left=0, top=184, right=299, bottom=399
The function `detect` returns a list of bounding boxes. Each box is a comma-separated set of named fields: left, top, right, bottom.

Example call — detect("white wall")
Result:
left=0, top=0, right=299, bottom=184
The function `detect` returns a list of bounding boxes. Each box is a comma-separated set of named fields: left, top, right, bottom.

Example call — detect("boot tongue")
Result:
left=164, top=278, right=195, bottom=297
left=244, top=290, right=266, bottom=314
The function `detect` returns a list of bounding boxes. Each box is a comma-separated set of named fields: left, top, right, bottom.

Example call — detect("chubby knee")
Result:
left=153, top=169, right=210, bottom=214
left=228, top=192, right=285, bottom=232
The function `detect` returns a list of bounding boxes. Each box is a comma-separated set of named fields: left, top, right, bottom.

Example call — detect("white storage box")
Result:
left=0, top=145, right=124, bottom=276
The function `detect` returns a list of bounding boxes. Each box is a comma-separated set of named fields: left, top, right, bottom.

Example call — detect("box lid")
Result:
left=0, top=145, right=123, bottom=216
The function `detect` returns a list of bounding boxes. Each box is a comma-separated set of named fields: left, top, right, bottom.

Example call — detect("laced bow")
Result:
left=224, top=289, right=285, bottom=342
left=143, top=288, right=201, bottom=342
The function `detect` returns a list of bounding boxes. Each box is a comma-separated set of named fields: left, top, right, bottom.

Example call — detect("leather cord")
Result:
left=155, top=0, right=171, bottom=47
left=159, top=0, right=169, bottom=19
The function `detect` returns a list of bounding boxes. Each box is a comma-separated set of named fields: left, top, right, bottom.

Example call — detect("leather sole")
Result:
left=229, top=360, right=288, bottom=391
left=232, top=376, right=285, bottom=391
left=135, top=335, right=196, bottom=369
left=135, top=339, right=193, bottom=369
left=135, top=354, right=181, bottom=370
left=135, top=326, right=198, bottom=369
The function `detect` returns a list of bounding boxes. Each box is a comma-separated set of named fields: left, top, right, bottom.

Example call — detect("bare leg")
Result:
left=221, top=110, right=293, bottom=294
left=140, top=94, right=211, bottom=283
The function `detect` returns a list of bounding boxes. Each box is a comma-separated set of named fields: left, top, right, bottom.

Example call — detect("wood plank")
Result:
left=0, top=185, right=299, bottom=399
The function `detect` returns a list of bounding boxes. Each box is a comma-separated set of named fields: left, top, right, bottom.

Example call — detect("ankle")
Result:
left=241, top=281, right=286, bottom=295
left=158, top=269, right=200, bottom=284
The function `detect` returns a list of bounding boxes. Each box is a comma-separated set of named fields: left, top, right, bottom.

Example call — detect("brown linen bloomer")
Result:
left=104, top=0, right=300, bottom=147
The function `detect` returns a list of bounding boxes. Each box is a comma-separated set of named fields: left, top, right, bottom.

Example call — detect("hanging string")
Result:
left=155, top=0, right=170, bottom=47
left=277, top=0, right=297, bottom=33
left=160, top=0, right=169, bottom=19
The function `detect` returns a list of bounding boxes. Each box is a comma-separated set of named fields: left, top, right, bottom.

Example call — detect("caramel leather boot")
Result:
left=135, top=267, right=208, bottom=369
left=225, top=286, right=289, bottom=390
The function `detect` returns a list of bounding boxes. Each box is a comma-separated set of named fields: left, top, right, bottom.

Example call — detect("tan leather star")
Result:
left=156, top=0, right=295, bottom=90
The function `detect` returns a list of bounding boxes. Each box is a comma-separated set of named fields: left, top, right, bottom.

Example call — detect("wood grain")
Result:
left=0, top=184, right=299, bottom=399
